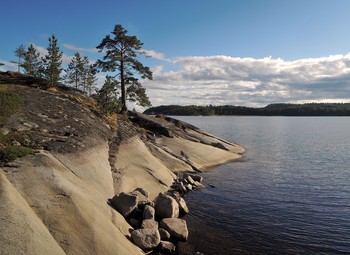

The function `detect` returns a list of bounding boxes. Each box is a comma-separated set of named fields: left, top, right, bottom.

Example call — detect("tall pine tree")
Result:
left=42, top=35, right=63, bottom=86
left=22, top=44, right=42, bottom=77
left=96, top=24, right=152, bottom=112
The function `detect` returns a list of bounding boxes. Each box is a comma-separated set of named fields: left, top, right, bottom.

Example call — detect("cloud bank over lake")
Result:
left=144, top=53, right=350, bottom=107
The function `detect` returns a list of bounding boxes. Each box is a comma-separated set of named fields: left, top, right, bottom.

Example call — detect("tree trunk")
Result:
left=120, top=60, right=127, bottom=112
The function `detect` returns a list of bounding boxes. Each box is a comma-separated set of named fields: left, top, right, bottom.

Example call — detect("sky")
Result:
left=1, top=0, right=350, bottom=108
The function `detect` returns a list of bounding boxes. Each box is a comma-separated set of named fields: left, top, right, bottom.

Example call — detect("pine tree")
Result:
left=96, top=76, right=121, bottom=114
left=22, top=44, right=42, bottom=77
left=79, top=56, right=90, bottom=91
left=84, top=64, right=97, bottom=96
left=14, top=44, right=26, bottom=73
left=96, top=24, right=152, bottom=112
left=42, top=34, right=63, bottom=86
left=126, top=77, right=151, bottom=107
left=65, top=51, right=84, bottom=89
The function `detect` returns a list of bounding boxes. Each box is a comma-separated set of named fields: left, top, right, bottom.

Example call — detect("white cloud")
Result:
left=141, top=49, right=167, bottom=60
left=143, top=53, right=350, bottom=107
left=0, top=61, right=18, bottom=72
left=62, top=43, right=98, bottom=54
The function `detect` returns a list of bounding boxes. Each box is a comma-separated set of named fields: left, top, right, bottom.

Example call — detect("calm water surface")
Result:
left=175, top=116, right=350, bottom=255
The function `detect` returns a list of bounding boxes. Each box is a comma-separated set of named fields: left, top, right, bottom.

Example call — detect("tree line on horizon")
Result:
left=9, top=24, right=152, bottom=114
left=144, top=103, right=350, bottom=116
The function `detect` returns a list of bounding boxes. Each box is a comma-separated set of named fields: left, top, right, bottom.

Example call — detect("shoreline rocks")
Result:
left=110, top=173, right=205, bottom=254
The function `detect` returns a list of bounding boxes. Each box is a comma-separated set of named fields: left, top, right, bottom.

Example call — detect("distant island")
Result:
left=144, top=103, right=350, bottom=116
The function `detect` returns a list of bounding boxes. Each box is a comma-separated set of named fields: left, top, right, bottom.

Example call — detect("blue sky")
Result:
left=1, top=0, right=350, bottom=108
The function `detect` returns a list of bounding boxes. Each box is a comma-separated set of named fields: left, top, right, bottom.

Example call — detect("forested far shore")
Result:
left=144, top=103, right=350, bottom=116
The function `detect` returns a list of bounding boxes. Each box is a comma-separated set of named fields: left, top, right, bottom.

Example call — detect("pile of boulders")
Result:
left=109, top=173, right=204, bottom=254
left=171, top=173, right=205, bottom=195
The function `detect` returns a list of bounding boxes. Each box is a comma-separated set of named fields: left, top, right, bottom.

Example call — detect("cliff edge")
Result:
left=0, top=71, right=244, bottom=255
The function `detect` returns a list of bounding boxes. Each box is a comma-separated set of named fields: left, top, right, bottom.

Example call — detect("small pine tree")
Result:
left=42, top=34, right=63, bottom=86
left=96, top=76, right=121, bottom=114
left=14, top=44, right=26, bottom=73
left=65, top=51, right=84, bottom=89
left=84, top=64, right=97, bottom=96
left=22, top=44, right=42, bottom=77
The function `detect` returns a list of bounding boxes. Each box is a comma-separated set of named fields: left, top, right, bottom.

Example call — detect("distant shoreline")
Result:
left=144, top=103, right=350, bottom=116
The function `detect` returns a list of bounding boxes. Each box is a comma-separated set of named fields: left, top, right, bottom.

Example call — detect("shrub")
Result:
left=0, top=145, right=34, bottom=162
left=0, top=90, right=22, bottom=125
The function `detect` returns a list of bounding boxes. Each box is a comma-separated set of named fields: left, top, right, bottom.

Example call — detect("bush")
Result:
left=0, top=90, right=22, bottom=125
left=0, top=145, right=34, bottom=162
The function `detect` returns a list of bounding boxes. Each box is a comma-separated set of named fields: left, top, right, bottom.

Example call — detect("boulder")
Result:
left=160, top=218, right=189, bottom=241
left=141, top=219, right=158, bottom=229
left=172, top=181, right=187, bottom=193
left=143, top=205, right=155, bottom=220
left=185, top=183, right=193, bottom=191
left=184, top=173, right=203, bottom=183
left=155, top=193, right=179, bottom=219
left=193, top=181, right=205, bottom=189
left=159, top=228, right=171, bottom=240
left=111, top=192, right=138, bottom=218
left=129, top=218, right=141, bottom=229
left=159, top=241, right=176, bottom=254
left=172, top=192, right=189, bottom=215
left=186, top=175, right=195, bottom=185
left=131, top=190, right=154, bottom=209
left=131, top=228, right=161, bottom=250
left=133, top=187, right=150, bottom=198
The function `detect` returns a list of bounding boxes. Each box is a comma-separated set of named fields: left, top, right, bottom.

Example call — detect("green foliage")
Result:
left=144, top=103, right=350, bottom=116
left=14, top=44, right=26, bottom=72
left=83, top=64, right=98, bottom=96
left=95, top=76, right=122, bottom=114
left=65, top=51, right=84, bottom=89
left=0, top=90, right=22, bottom=125
left=42, top=34, right=63, bottom=87
left=22, top=44, right=43, bottom=77
left=65, top=53, right=97, bottom=95
left=126, top=77, right=151, bottom=107
left=96, top=24, right=152, bottom=112
left=0, top=145, right=34, bottom=162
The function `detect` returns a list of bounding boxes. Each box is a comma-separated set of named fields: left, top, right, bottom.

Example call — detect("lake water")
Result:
left=175, top=116, right=350, bottom=255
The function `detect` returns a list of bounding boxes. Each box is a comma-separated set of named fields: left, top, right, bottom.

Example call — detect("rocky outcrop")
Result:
left=0, top=78, right=244, bottom=255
